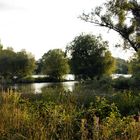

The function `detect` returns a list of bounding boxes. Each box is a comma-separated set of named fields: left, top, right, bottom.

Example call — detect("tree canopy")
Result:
left=81, top=0, right=140, bottom=52
left=41, top=49, right=70, bottom=81
left=128, top=50, right=140, bottom=87
left=115, top=58, right=128, bottom=74
left=129, top=50, right=140, bottom=76
left=34, top=59, right=44, bottom=74
left=0, top=47, right=35, bottom=81
left=66, top=34, right=115, bottom=79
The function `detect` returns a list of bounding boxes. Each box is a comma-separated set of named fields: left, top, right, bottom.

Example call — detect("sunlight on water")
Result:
left=111, top=74, right=132, bottom=79
left=13, top=81, right=78, bottom=94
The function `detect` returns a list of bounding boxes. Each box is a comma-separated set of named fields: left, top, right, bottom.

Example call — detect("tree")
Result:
left=41, top=49, right=70, bottom=80
left=129, top=50, right=140, bottom=87
left=129, top=50, right=140, bottom=76
left=66, top=34, right=115, bottom=79
left=115, top=58, right=128, bottom=74
left=0, top=48, right=35, bottom=81
left=81, top=0, right=140, bottom=52
left=0, top=48, right=16, bottom=80
left=14, top=50, right=36, bottom=79
left=34, top=59, right=44, bottom=74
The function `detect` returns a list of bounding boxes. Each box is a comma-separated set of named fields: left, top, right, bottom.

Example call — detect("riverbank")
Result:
left=0, top=74, right=132, bottom=85
left=0, top=75, right=139, bottom=93
left=0, top=76, right=75, bottom=85
left=1, top=87, right=140, bottom=139
left=15, top=76, right=75, bottom=84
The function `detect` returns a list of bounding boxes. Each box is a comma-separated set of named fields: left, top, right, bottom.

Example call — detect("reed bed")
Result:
left=0, top=88, right=140, bottom=140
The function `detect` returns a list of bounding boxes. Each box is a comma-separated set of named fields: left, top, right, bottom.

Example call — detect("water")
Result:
left=0, top=74, right=76, bottom=94
left=111, top=74, right=132, bottom=79
left=5, top=74, right=76, bottom=94
left=9, top=81, right=78, bottom=94
left=32, top=74, right=75, bottom=80
left=0, top=74, right=131, bottom=94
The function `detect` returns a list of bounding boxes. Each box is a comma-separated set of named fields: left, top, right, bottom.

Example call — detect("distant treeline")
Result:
left=0, top=33, right=139, bottom=83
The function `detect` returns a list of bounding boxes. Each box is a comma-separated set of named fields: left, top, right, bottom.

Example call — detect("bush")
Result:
left=129, top=75, right=140, bottom=89
left=1, top=87, right=140, bottom=139
left=98, top=76, right=113, bottom=90
left=113, top=77, right=131, bottom=89
left=111, top=91, right=140, bottom=115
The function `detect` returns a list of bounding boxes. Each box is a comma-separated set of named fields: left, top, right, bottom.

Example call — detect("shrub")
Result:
left=113, top=77, right=131, bottom=89
left=1, top=88, right=140, bottom=139
left=111, top=91, right=140, bottom=115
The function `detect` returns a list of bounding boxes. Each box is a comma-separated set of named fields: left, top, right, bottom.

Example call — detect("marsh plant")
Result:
left=1, top=88, right=140, bottom=139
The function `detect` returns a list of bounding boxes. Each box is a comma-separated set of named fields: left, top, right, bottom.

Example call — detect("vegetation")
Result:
left=1, top=1, right=140, bottom=139
left=67, top=34, right=115, bottom=80
left=81, top=0, right=140, bottom=52
left=0, top=46, right=35, bottom=83
left=41, top=49, right=70, bottom=81
left=34, top=59, right=44, bottom=74
left=1, top=86, right=140, bottom=140
left=129, top=50, right=140, bottom=76
left=115, top=58, right=128, bottom=74
left=126, top=50, right=140, bottom=88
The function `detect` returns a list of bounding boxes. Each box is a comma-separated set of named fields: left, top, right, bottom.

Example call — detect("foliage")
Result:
left=67, top=34, right=115, bottom=79
left=0, top=48, right=35, bottom=81
left=113, top=76, right=131, bottom=89
left=112, top=91, right=140, bottom=116
left=34, top=59, right=44, bottom=74
left=1, top=89, right=140, bottom=139
left=81, top=0, right=140, bottom=52
left=0, top=48, right=16, bottom=80
left=41, top=49, right=70, bottom=81
left=127, top=51, right=140, bottom=88
left=115, top=58, right=128, bottom=74
left=92, top=96, right=120, bottom=120
left=15, top=50, right=35, bottom=79
left=129, top=50, right=140, bottom=76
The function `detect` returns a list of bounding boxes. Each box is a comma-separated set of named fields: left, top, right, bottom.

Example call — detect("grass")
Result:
left=1, top=87, right=140, bottom=139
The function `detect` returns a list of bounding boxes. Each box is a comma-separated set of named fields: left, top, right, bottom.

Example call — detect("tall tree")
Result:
left=14, top=50, right=36, bottom=78
left=35, top=59, right=44, bottom=74
left=42, top=49, right=70, bottom=80
left=66, top=34, right=115, bottom=79
left=129, top=50, right=140, bottom=76
left=0, top=48, right=35, bottom=81
left=81, top=0, right=140, bottom=52
left=115, top=58, right=128, bottom=74
left=0, top=48, right=15, bottom=79
left=129, top=50, right=140, bottom=87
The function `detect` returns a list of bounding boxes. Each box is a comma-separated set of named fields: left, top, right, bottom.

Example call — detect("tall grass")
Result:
left=1, top=88, right=140, bottom=139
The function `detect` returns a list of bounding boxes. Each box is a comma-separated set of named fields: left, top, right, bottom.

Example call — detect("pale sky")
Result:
left=0, top=0, right=134, bottom=60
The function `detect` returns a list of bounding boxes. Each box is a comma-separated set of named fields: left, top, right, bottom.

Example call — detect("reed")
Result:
left=0, top=89, right=140, bottom=139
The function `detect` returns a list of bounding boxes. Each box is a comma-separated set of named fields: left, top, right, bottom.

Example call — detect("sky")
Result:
left=0, top=0, right=134, bottom=60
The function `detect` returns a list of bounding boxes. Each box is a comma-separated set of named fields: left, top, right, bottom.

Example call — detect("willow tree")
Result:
left=81, top=0, right=140, bottom=52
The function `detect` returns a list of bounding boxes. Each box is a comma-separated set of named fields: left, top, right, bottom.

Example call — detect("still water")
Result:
left=0, top=74, right=77, bottom=94
left=7, top=81, right=78, bottom=94
left=0, top=74, right=131, bottom=94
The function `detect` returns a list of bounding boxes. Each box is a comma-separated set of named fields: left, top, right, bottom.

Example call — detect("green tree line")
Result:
left=0, top=33, right=139, bottom=83
left=1, top=0, right=140, bottom=82
left=35, top=34, right=116, bottom=81
left=0, top=45, right=35, bottom=82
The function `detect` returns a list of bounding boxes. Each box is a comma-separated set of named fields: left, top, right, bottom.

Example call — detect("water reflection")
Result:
left=9, top=81, right=78, bottom=94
